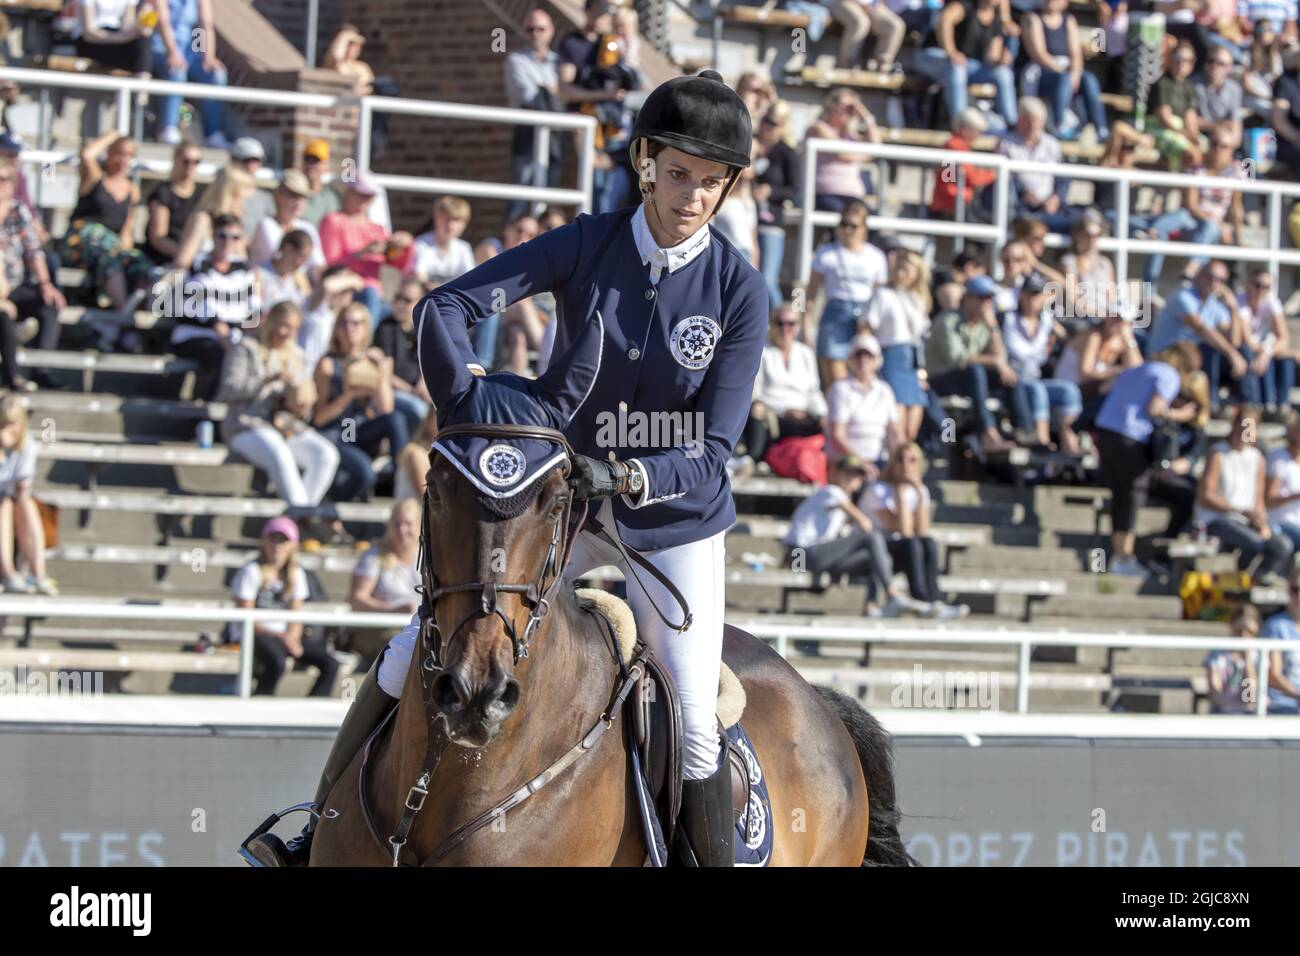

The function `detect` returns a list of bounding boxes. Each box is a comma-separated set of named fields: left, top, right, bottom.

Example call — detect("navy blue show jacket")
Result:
left=418, top=206, right=769, bottom=551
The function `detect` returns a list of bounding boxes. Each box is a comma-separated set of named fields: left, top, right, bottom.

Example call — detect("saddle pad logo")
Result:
left=669, top=316, right=721, bottom=371
left=478, top=444, right=527, bottom=487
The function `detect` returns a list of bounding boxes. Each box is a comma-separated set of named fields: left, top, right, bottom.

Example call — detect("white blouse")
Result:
left=862, top=286, right=930, bottom=349
left=753, top=341, right=828, bottom=417
left=1195, top=441, right=1263, bottom=525
left=811, top=241, right=888, bottom=302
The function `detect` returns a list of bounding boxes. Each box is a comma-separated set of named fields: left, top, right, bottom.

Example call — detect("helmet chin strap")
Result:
left=633, top=137, right=743, bottom=243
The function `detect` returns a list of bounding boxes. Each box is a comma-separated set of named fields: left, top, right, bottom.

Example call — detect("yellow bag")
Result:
left=1179, top=570, right=1251, bottom=621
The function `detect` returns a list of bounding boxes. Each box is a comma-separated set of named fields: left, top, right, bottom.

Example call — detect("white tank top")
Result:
left=1196, top=442, right=1262, bottom=524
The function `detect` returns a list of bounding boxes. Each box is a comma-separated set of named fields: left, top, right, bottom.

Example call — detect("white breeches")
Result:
left=377, top=505, right=728, bottom=780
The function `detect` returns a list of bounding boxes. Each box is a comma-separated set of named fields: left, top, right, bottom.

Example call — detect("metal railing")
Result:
left=798, top=137, right=1300, bottom=292
left=0, top=66, right=596, bottom=216
left=0, top=597, right=1289, bottom=716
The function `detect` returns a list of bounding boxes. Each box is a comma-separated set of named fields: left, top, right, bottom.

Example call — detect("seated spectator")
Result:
left=72, top=0, right=152, bottom=77
left=323, top=23, right=375, bottom=95
left=1022, top=0, right=1109, bottom=141
left=1002, top=274, right=1083, bottom=453
left=884, top=0, right=940, bottom=38
left=300, top=139, right=341, bottom=227
left=863, top=249, right=930, bottom=441
left=0, top=394, right=55, bottom=594
left=1236, top=267, right=1293, bottom=416
left=1275, top=54, right=1300, bottom=180
left=1197, top=404, right=1294, bottom=583
left=374, top=277, right=431, bottom=435
left=994, top=237, right=1066, bottom=315
left=215, top=301, right=340, bottom=530
left=1195, top=47, right=1245, bottom=148
left=826, top=333, right=902, bottom=469
left=1146, top=42, right=1206, bottom=172
left=300, top=266, right=365, bottom=375
left=350, top=499, right=420, bottom=620
left=395, top=406, right=438, bottom=502
left=861, top=442, right=970, bottom=618
left=754, top=100, right=800, bottom=307
left=1094, top=120, right=1157, bottom=226
left=169, top=213, right=259, bottom=401
left=738, top=304, right=827, bottom=472
left=0, top=156, right=63, bottom=382
left=929, top=108, right=997, bottom=220
left=319, top=173, right=414, bottom=323
left=915, top=0, right=1017, bottom=129
left=1059, top=210, right=1116, bottom=320
left=1055, top=300, right=1143, bottom=429
left=1266, top=413, right=1300, bottom=554
left=806, top=88, right=880, bottom=213
left=1096, top=341, right=1203, bottom=575
left=737, top=71, right=775, bottom=128
left=1204, top=604, right=1260, bottom=714
left=173, top=165, right=256, bottom=271
left=312, top=303, right=410, bottom=503
left=57, top=132, right=152, bottom=313
left=807, top=200, right=888, bottom=383
left=783, top=454, right=916, bottom=618
left=248, top=170, right=324, bottom=274
left=997, top=98, right=1069, bottom=231
left=1264, top=566, right=1300, bottom=713
left=498, top=284, right=552, bottom=376
left=466, top=212, right=541, bottom=372
left=257, top=230, right=313, bottom=313
left=825, top=0, right=905, bottom=72
left=713, top=157, right=759, bottom=268
left=0, top=133, right=40, bottom=227
left=1242, top=21, right=1284, bottom=121
left=230, top=138, right=273, bottom=238
left=925, top=275, right=1018, bottom=455
left=413, top=196, right=475, bottom=288
left=1169, top=0, right=1249, bottom=66
left=152, top=0, right=229, bottom=147
left=932, top=247, right=989, bottom=313
left=503, top=8, right=562, bottom=224
left=144, top=143, right=202, bottom=266
left=231, top=517, right=339, bottom=697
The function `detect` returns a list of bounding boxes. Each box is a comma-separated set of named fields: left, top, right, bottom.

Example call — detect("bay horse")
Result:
left=307, top=424, right=911, bottom=866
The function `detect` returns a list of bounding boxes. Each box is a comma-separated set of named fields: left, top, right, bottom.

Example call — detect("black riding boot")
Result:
left=244, top=658, right=397, bottom=867
left=675, top=741, right=734, bottom=867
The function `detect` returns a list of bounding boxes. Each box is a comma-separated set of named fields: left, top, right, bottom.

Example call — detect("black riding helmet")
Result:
left=630, top=70, right=752, bottom=209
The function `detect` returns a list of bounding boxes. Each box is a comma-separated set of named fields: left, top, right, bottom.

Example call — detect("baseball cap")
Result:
left=965, top=275, right=1000, bottom=298
left=303, top=138, right=330, bottom=163
left=347, top=171, right=379, bottom=197
left=849, top=333, right=881, bottom=357
left=1020, top=271, right=1048, bottom=296
left=279, top=168, right=310, bottom=197
left=261, top=516, right=300, bottom=542
left=0, top=131, right=23, bottom=154
left=231, top=137, right=266, bottom=162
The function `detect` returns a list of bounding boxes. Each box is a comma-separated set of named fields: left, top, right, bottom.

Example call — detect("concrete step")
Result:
left=1032, top=592, right=1184, bottom=621
left=949, top=544, right=1085, bottom=574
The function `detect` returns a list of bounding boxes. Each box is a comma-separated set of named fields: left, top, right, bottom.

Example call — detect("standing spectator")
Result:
left=412, top=196, right=476, bottom=288
left=319, top=174, right=414, bottom=323
left=374, top=277, right=432, bottom=435
left=247, top=169, right=323, bottom=273
left=230, top=517, right=339, bottom=697
left=322, top=23, right=375, bottom=95
left=926, top=276, right=1018, bottom=455
left=738, top=304, right=827, bottom=471
left=806, top=89, right=881, bottom=213
left=1147, top=42, right=1206, bottom=172
left=0, top=156, right=63, bottom=380
left=216, top=300, right=340, bottom=524
left=503, top=8, right=563, bottom=224
left=395, top=406, right=438, bottom=502
left=1146, top=260, right=1256, bottom=412
left=930, top=108, right=997, bottom=219
left=1266, top=414, right=1300, bottom=554
left=1204, top=604, right=1260, bottom=714
left=753, top=100, right=800, bottom=307
left=152, top=0, right=229, bottom=147
left=915, top=0, right=1018, bottom=129
left=1095, top=342, right=1203, bottom=576
left=1001, top=274, right=1084, bottom=453
left=1195, top=47, right=1245, bottom=148
left=72, top=0, right=152, bottom=77
left=807, top=200, right=888, bottom=384
left=300, top=140, right=341, bottom=227
left=1055, top=301, right=1144, bottom=429
left=861, top=442, right=970, bottom=618
left=257, top=230, right=312, bottom=313
left=1237, top=267, right=1293, bottom=416
left=349, top=499, right=421, bottom=617
left=170, top=213, right=259, bottom=401
left=311, top=303, right=410, bottom=503
left=826, top=333, right=902, bottom=467
left=57, top=131, right=152, bottom=313
left=172, top=164, right=256, bottom=271
left=1196, top=404, right=1294, bottom=583
left=1059, top=210, right=1116, bottom=320
left=1264, top=566, right=1300, bottom=713
left=997, top=98, right=1068, bottom=231
left=825, top=0, right=905, bottom=72
left=144, top=143, right=202, bottom=266
left=783, top=454, right=914, bottom=618
left=1022, top=0, right=1109, bottom=141
left=863, top=248, right=930, bottom=441
left=0, top=394, right=55, bottom=594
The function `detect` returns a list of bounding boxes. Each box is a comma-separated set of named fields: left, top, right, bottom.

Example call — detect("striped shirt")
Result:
left=170, top=257, right=259, bottom=345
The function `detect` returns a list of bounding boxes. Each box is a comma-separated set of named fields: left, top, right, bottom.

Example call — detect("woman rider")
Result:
left=246, top=70, right=766, bottom=867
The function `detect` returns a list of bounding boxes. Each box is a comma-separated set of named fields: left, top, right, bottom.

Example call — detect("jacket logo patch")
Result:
left=670, top=315, right=721, bottom=371
left=479, top=444, right=526, bottom=487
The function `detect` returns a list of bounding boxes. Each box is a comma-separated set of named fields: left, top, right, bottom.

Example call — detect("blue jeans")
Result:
left=1038, top=69, right=1108, bottom=141
left=1273, top=519, right=1300, bottom=555
left=355, top=286, right=386, bottom=328
left=1140, top=208, right=1220, bottom=285
left=1199, top=342, right=1262, bottom=411
left=151, top=48, right=227, bottom=135
left=325, top=413, right=411, bottom=502
left=1262, top=356, right=1297, bottom=409
left=1014, top=378, right=1083, bottom=424
left=392, top=389, right=431, bottom=436
left=472, top=313, right=501, bottom=371
left=758, top=228, right=785, bottom=308
left=914, top=48, right=1018, bottom=126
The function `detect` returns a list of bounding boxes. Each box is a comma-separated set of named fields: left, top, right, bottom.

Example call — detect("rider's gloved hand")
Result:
left=570, top=454, right=634, bottom=500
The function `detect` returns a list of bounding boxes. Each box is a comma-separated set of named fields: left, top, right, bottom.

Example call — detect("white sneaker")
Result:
left=728, top=454, right=756, bottom=481
left=882, top=594, right=914, bottom=617
left=4, top=574, right=31, bottom=593
left=159, top=126, right=181, bottom=145
left=931, top=602, right=970, bottom=621
left=205, top=131, right=231, bottom=150
left=1109, top=556, right=1146, bottom=577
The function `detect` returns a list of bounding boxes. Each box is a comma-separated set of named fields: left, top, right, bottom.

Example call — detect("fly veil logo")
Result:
left=49, top=886, right=151, bottom=936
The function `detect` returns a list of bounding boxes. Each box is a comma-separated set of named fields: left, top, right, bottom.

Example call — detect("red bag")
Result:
left=762, top=434, right=828, bottom=486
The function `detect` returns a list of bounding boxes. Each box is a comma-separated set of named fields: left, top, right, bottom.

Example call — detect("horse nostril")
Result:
left=432, top=671, right=467, bottom=713
left=498, top=678, right=520, bottom=713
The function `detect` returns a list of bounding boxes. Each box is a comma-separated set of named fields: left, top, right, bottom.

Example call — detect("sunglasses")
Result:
left=775, top=319, right=798, bottom=328
left=1210, top=273, right=1230, bottom=283
left=526, top=25, right=548, bottom=33
left=267, top=534, right=292, bottom=545
left=839, top=222, right=865, bottom=231
left=215, top=232, right=242, bottom=242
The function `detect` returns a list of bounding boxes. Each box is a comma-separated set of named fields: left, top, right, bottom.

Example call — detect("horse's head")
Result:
left=414, top=300, right=603, bottom=747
